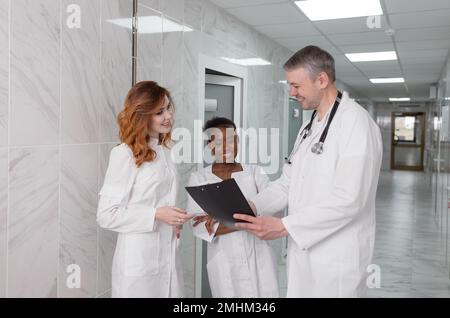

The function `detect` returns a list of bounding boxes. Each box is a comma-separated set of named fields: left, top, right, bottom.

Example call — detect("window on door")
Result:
left=391, top=112, right=425, bottom=171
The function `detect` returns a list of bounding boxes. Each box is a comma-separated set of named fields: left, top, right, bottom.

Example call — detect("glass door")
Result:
left=391, top=112, right=426, bottom=171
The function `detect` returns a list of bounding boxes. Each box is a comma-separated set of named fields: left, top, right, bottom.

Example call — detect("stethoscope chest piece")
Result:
left=311, top=142, right=324, bottom=155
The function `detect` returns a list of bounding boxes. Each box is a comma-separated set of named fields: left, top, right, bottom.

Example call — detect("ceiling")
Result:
left=209, top=0, right=450, bottom=102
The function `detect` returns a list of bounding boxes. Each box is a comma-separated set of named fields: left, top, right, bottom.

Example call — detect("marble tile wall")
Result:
left=10, top=0, right=60, bottom=147
left=0, top=0, right=8, bottom=299
left=0, top=0, right=7, bottom=148
left=0, top=0, right=129, bottom=297
left=0, top=0, right=294, bottom=297
left=61, top=0, right=101, bottom=144
left=0, top=149, right=7, bottom=298
left=8, top=147, right=59, bottom=297
left=59, top=145, right=98, bottom=298
left=100, top=0, right=133, bottom=143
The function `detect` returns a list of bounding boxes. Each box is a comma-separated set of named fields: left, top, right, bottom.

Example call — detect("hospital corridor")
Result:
left=369, top=171, right=449, bottom=297
left=1, top=0, right=450, bottom=300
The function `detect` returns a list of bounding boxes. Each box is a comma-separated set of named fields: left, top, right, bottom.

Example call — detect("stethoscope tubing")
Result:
left=285, top=91, right=343, bottom=164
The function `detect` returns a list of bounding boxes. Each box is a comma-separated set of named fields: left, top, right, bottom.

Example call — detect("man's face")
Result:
left=286, top=67, right=322, bottom=110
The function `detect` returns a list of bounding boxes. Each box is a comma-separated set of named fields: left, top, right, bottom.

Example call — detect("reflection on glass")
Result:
left=434, top=116, right=441, bottom=131
left=441, top=106, right=449, bottom=141
left=394, top=116, right=415, bottom=142
left=107, top=16, right=193, bottom=34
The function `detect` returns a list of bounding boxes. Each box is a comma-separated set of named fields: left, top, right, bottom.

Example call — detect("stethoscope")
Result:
left=285, top=91, right=342, bottom=164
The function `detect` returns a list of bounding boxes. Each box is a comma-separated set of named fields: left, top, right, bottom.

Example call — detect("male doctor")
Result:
left=234, top=45, right=382, bottom=298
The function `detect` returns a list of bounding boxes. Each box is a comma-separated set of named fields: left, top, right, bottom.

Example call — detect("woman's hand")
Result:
left=192, top=215, right=209, bottom=227
left=205, top=217, right=218, bottom=235
left=155, top=206, right=193, bottom=226
left=192, top=215, right=218, bottom=235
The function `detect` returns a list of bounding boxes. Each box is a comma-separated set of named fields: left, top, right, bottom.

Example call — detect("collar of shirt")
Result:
left=315, top=103, right=334, bottom=124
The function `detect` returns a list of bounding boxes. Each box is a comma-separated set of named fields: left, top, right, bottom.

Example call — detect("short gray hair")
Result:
left=283, top=45, right=336, bottom=82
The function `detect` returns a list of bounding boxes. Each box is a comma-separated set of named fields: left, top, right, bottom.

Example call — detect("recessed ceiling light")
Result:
left=370, top=78, right=405, bottom=84
left=221, top=57, right=271, bottom=66
left=389, top=97, right=410, bottom=102
left=346, top=51, right=397, bottom=62
left=295, top=0, right=383, bottom=21
left=108, top=16, right=193, bottom=34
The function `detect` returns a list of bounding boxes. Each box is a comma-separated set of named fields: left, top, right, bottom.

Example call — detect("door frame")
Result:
left=391, top=112, right=426, bottom=171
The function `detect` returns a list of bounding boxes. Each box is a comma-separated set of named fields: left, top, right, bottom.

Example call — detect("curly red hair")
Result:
left=117, top=81, right=173, bottom=167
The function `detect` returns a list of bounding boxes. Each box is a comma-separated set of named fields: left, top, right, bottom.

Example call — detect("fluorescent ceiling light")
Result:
left=346, top=51, right=397, bottom=62
left=279, top=80, right=287, bottom=84
left=221, top=57, right=271, bottom=66
left=107, top=16, right=193, bottom=34
left=295, top=0, right=383, bottom=21
left=389, top=97, right=410, bottom=102
left=370, top=78, right=405, bottom=84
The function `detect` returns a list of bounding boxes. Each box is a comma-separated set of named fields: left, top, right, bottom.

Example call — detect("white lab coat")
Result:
left=252, top=91, right=382, bottom=298
left=187, top=164, right=279, bottom=298
left=97, top=139, right=184, bottom=298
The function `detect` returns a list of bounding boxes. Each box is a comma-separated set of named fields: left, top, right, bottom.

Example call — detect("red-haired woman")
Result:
left=97, top=81, right=193, bottom=298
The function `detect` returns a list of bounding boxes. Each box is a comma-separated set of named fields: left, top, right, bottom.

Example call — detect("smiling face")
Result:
left=149, top=95, right=174, bottom=136
left=208, top=126, right=238, bottom=164
left=287, top=67, right=328, bottom=110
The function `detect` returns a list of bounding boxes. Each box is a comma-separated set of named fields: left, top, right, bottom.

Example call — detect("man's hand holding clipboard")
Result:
left=233, top=195, right=288, bottom=241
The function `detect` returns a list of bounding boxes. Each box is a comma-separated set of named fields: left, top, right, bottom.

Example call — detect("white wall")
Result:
left=0, top=0, right=132, bottom=298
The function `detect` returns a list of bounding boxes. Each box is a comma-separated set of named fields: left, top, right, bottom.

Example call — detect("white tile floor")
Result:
left=368, top=170, right=450, bottom=297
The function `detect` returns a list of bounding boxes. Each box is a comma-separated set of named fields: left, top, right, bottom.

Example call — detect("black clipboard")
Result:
left=185, top=178, right=255, bottom=228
